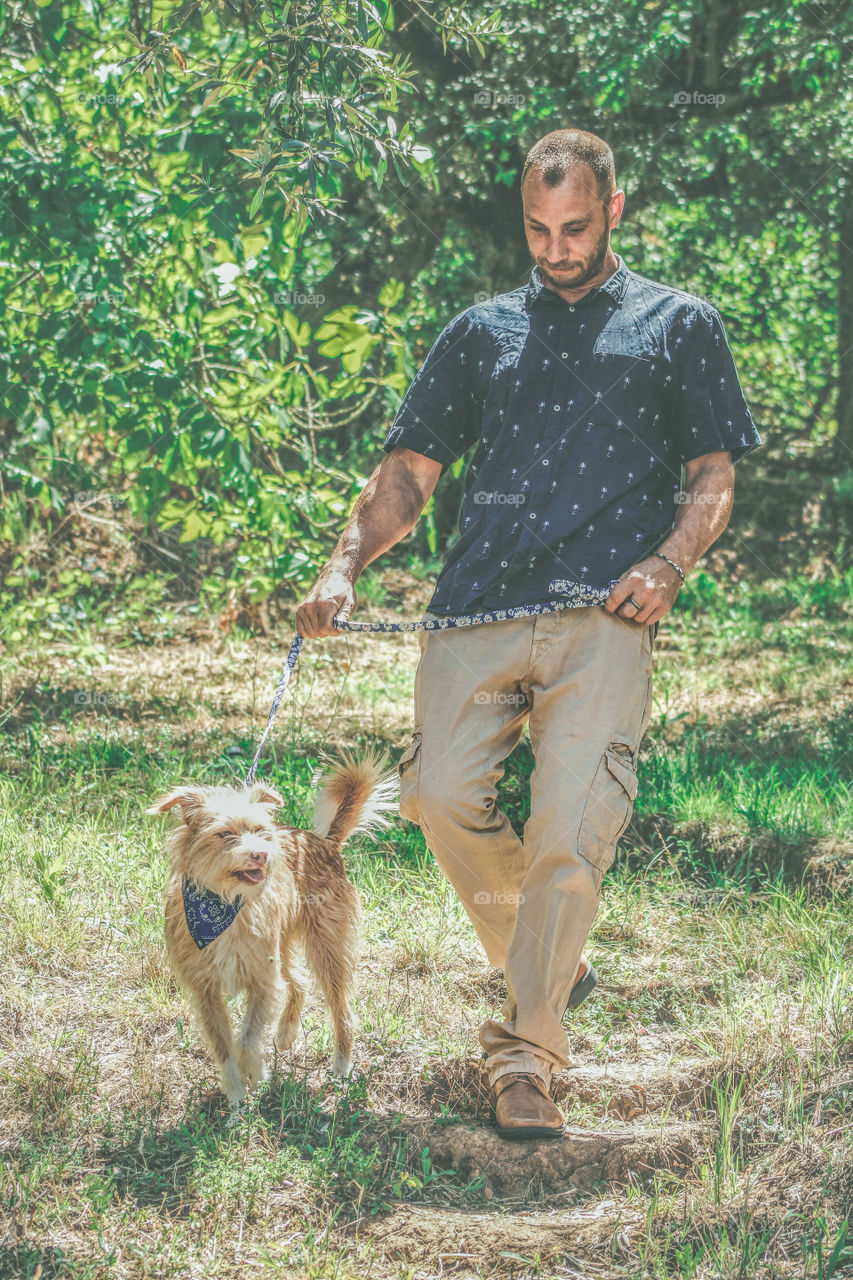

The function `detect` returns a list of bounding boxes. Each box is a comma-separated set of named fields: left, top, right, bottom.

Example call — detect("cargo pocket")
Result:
left=577, top=738, right=639, bottom=880
left=397, top=729, right=423, bottom=824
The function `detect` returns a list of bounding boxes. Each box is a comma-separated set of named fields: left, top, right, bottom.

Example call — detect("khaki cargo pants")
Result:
left=396, top=603, right=655, bottom=1090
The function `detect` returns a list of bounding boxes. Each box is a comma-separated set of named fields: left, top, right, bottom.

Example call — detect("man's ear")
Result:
left=147, top=787, right=207, bottom=821
left=248, top=783, right=284, bottom=810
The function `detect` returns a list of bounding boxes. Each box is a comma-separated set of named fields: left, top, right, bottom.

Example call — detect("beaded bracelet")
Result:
left=650, top=551, right=686, bottom=582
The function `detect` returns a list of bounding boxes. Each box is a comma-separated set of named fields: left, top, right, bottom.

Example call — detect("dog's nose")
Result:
left=249, top=849, right=268, bottom=866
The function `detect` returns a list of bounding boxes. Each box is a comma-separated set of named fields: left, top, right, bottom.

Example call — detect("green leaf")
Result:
left=249, top=179, right=268, bottom=218
left=378, top=278, right=404, bottom=307
left=179, top=509, right=209, bottom=542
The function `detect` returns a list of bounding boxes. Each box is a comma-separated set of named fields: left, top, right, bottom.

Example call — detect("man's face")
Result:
left=522, top=165, right=623, bottom=292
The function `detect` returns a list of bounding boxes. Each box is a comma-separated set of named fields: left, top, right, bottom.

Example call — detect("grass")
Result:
left=0, top=570, right=852, bottom=1278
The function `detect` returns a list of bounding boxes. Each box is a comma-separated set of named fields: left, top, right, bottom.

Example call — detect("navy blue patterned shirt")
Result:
left=382, top=254, right=762, bottom=616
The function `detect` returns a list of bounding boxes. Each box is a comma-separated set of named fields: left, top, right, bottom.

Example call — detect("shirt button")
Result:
left=568, top=305, right=575, bottom=312
left=500, top=560, right=508, bottom=568
left=554, top=404, right=560, bottom=411
left=561, top=352, right=568, bottom=359
left=542, top=459, right=549, bottom=466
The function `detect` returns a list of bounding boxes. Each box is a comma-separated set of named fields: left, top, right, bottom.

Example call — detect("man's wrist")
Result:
left=649, top=550, right=687, bottom=582
left=321, top=557, right=360, bottom=586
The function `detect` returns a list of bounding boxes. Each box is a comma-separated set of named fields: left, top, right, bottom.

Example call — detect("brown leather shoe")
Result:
left=492, top=1072, right=565, bottom=1140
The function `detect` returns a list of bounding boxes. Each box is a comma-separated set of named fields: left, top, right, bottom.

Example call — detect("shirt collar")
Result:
left=525, top=254, right=629, bottom=310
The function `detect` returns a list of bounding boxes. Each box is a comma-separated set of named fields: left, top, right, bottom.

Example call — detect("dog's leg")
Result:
left=193, top=987, right=244, bottom=1107
left=304, top=890, right=361, bottom=1076
left=237, top=978, right=284, bottom=1090
left=276, top=947, right=309, bottom=1052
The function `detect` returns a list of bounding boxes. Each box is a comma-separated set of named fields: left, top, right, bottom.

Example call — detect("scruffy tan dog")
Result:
left=148, top=748, right=398, bottom=1106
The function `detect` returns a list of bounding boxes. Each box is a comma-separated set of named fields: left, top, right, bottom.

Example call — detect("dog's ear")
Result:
left=147, top=787, right=207, bottom=821
left=247, top=783, right=284, bottom=810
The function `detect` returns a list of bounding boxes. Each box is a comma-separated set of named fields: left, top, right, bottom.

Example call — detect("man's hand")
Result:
left=605, top=451, right=733, bottom=625
left=604, top=557, right=683, bottom=625
left=295, top=571, right=357, bottom=639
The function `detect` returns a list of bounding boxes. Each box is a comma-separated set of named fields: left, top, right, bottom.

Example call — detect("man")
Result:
left=296, top=128, right=762, bottom=1139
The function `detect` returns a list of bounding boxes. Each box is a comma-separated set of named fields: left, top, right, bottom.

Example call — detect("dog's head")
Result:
left=147, top=782, right=284, bottom=901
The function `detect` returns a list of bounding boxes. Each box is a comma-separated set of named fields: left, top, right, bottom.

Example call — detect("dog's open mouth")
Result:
left=235, top=867, right=265, bottom=885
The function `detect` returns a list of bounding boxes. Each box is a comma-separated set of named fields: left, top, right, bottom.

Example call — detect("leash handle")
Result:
left=330, top=604, right=573, bottom=632
left=330, top=583, right=612, bottom=633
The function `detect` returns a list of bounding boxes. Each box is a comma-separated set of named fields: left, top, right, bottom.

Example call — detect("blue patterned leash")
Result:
left=242, top=579, right=611, bottom=788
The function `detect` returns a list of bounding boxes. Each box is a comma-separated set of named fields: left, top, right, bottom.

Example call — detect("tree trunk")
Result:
left=837, top=172, right=853, bottom=457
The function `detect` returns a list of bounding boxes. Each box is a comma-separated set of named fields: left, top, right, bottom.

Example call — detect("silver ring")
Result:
left=624, top=596, right=640, bottom=610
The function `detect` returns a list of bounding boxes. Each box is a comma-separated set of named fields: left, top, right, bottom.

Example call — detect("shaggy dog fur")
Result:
left=148, top=748, right=398, bottom=1106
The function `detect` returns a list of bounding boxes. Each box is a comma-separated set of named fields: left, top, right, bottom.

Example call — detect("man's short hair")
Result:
left=521, top=129, right=616, bottom=204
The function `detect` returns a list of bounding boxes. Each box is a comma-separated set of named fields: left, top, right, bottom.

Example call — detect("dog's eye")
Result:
left=216, top=830, right=232, bottom=841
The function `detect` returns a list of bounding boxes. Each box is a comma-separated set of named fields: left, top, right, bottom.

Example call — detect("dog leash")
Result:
left=242, top=579, right=613, bottom=787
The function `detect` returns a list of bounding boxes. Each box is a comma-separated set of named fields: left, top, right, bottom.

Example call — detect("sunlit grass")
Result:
left=1, top=574, right=852, bottom=1276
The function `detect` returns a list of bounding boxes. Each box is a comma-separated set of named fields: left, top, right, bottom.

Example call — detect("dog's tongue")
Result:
left=239, top=868, right=264, bottom=884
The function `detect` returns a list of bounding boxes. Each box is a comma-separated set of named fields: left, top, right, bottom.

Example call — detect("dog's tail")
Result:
left=310, top=746, right=399, bottom=849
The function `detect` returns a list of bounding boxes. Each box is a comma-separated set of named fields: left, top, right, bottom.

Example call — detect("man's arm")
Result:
left=295, top=447, right=444, bottom=638
left=604, top=450, right=735, bottom=625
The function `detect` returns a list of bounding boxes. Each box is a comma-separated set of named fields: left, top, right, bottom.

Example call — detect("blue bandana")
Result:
left=182, top=878, right=244, bottom=949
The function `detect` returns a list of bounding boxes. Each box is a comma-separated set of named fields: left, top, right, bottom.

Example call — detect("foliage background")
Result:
left=3, top=0, right=853, bottom=638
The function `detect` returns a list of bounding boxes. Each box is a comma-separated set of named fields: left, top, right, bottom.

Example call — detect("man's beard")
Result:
left=537, top=219, right=610, bottom=290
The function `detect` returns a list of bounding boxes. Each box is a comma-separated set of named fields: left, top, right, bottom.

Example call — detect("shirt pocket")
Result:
left=593, top=315, right=658, bottom=363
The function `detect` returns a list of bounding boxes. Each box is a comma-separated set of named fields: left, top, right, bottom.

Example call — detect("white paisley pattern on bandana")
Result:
left=182, top=879, right=244, bottom=949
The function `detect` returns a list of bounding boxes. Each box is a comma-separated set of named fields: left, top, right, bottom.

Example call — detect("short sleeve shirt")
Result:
left=382, top=255, right=762, bottom=616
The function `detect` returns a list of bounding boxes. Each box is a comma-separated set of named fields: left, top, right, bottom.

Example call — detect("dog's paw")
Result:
left=244, top=1061, right=270, bottom=1089
left=237, top=1045, right=269, bottom=1088
left=221, top=1058, right=246, bottom=1107
left=331, top=1049, right=353, bottom=1078
left=275, top=1020, right=300, bottom=1052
